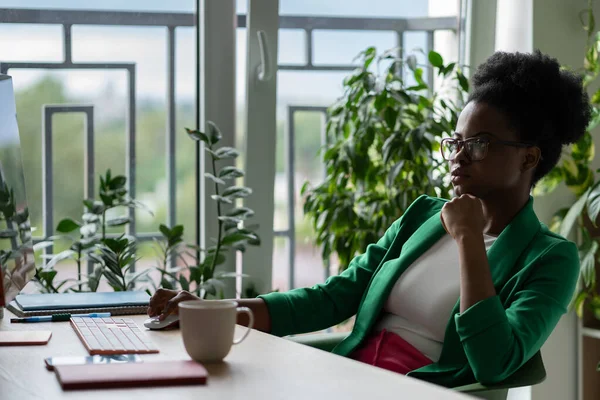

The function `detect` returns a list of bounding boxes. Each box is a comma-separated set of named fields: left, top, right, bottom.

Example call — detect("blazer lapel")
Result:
left=352, top=211, right=447, bottom=336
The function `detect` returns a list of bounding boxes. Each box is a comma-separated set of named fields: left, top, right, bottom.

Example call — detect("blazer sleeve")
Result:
left=454, top=240, right=580, bottom=385
left=258, top=196, right=427, bottom=337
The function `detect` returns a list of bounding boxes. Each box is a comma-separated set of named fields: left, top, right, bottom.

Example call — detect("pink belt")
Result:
left=350, top=329, right=433, bottom=375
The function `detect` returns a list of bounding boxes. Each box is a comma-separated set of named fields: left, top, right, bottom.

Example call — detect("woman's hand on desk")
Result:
left=148, top=289, right=200, bottom=320
left=148, top=289, right=272, bottom=332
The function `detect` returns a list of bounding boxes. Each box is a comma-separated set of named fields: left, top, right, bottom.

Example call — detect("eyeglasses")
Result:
left=440, top=136, right=534, bottom=162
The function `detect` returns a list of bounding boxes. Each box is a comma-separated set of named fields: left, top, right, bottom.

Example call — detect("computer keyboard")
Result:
left=70, top=317, right=159, bottom=355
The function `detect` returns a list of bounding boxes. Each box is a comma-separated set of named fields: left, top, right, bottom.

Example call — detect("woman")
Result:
left=148, top=50, right=591, bottom=388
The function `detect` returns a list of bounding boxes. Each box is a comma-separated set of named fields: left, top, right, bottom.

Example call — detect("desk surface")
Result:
left=0, top=310, right=471, bottom=400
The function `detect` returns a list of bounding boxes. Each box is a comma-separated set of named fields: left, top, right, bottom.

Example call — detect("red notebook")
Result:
left=54, top=360, right=208, bottom=390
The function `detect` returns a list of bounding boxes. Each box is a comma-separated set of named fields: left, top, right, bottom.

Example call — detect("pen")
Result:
left=10, top=312, right=111, bottom=323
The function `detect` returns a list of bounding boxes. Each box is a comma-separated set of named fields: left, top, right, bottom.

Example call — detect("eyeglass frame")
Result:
left=440, top=135, right=536, bottom=162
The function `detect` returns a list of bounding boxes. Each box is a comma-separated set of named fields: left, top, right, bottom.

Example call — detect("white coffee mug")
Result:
left=179, top=300, right=254, bottom=363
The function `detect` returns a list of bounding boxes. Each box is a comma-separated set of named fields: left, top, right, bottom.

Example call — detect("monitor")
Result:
left=0, top=74, right=35, bottom=311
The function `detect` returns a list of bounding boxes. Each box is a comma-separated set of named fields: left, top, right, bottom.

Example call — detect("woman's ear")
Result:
left=522, top=147, right=541, bottom=172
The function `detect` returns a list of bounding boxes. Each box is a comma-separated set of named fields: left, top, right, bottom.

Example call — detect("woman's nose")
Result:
left=453, top=143, right=470, bottom=164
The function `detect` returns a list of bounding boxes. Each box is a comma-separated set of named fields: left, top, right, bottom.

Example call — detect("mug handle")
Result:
left=233, top=307, right=254, bottom=345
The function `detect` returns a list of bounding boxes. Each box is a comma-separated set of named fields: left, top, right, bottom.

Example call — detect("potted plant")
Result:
left=302, top=47, right=468, bottom=272
left=36, top=121, right=259, bottom=299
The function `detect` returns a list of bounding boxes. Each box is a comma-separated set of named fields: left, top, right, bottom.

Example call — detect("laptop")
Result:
left=0, top=74, right=36, bottom=310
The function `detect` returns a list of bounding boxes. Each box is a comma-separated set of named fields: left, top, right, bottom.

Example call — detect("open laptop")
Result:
left=0, top=74, right=36, bottom=311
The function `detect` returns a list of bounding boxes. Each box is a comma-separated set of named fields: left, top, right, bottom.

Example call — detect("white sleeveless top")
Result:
left=374, top=233, right=497, bottom=362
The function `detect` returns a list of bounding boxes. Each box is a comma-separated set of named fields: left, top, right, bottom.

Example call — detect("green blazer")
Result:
left=259, top=195, right=580, bottom=387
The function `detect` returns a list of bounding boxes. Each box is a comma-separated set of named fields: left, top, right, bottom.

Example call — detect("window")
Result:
left=0, top=2, right=196, bottom=291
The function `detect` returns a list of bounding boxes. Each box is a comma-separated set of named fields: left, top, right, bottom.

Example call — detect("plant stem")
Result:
left=209, top=145, right=224, bottom=276
left=77, top=243, right=82, bottom=292
left=119, top=253, right=127, bottom=291
left=102, top=209, right=106, bottom=242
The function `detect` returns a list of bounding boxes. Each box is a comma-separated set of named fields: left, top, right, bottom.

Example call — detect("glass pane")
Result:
left=313, top=30, right=397, bottom=66
left=292, top=111, right=329, bottom=289
left=279, top=0, right=430, bottom=18
left=73, top=26, right=168, bottom=233
left=3, top=2, right=197, bottom=291
left=279, top=29, right=306, bottom=65
left=272, top=236, right=290, bottom=292
left=175, top=26, right=197, bottom=244
left=403, top=31, right=428, bottom=86
left=0, top=24, right=63, bottom=62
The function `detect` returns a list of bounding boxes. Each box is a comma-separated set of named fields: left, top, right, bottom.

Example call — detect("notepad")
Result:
left=0, top=330, right=52, bottom=346
left=15, top=291, right=150, bottom=311
left=54, top=360, right=208, bottom=390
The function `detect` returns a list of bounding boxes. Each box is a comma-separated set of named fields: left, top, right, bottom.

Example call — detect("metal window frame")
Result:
left=0, top=7, right=458, bottom=292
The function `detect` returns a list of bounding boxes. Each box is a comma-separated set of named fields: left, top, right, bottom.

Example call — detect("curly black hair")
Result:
left=467, top=50, right=592, bottom=184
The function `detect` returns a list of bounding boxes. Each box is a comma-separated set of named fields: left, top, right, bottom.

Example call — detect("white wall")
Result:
left=466, top=0, right=596, bottom=398
left=531, top=1, right=594, bottom=398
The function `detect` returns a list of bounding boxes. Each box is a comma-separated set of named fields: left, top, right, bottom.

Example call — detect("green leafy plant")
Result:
left=302, top=47, right=468, bottom=271
left=0, top=178, right=37, bottom=292
left=534, top=0, right=600, bottom=321
left=34, top=170, right=152, bottom=293
left=94, top=235, right=147, bottom=292
left=151, top=121, right=260, bottom=299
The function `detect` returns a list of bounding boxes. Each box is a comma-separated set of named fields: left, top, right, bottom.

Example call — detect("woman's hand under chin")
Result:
left=440, top=194, right=485, bottom=240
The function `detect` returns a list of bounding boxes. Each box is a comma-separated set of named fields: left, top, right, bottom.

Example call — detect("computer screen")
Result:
left=0, top=75, right=35, bottom=307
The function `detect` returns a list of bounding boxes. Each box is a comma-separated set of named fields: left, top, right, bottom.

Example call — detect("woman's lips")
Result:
left=451, top=169, right=470, bottom=182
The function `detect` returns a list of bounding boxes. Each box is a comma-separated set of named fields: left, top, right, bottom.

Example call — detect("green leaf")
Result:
left=100, top=193, right=114, bottom=207
left=588, top=107, right=600, bottom=131
left=406, top=55, right=417, bottom=71
left=383, top=107, right=399, bottom=130
left=106, top=216, right=131, bottom=227
left=56, top=218, right=81, bottom=233
left=179, top=274, right=190, bottom=292
left=456, top=72, right=469, bottom=92
left=211, top=195, right=233, bottom=204
left=587, top=180, right=600, bottom=225
left=442, top=62, right=456, bottom=76
left=42, top=249, right=76, bottom=270
left=171, top=225, right=184, bottom=238
left=189, top=265, right=203, bottom=284
left=532, top=167, right=564, bottom=197
left=221, top=231, right=259, bottom=246
left=109, top=175, right=127, bottom=190
left=159, top=224, right=171, bottom=238
left=387, top=160, right=405, bottom=187
left=185, top=128, right=209, bottom=143
left=207, top=121, right=222, bottom=145
left=213, top=147, right=240, bottom=160
left=560, top=188, right=590, bottom=238
left=218, top=216, right=242, bottom=225
left=204, top=173, right=226, bottom=185
left=580, top=241, right=598, bottom=287
left=571, top=290, right=588, bottom=317
left=428, top=51, right=443, bottom=68
left=202, top=252, right=226, bottom=270
left=218, top=166, right=244, bottom=180
left=33, top=241, right=54, bottom=252
left=414, top=68, right=425, bottom=86
left=222, top=186, right=252, bottom=199
left=226, top=207, right=255, bottom=220
left=83, top=199, right=104, bottom=214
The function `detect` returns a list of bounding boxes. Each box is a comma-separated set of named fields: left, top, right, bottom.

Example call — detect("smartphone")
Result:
left=44, top=354, right=143, bottom=370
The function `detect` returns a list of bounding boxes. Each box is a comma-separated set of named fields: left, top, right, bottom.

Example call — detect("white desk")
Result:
left=0, top=311, right=472, bottom=400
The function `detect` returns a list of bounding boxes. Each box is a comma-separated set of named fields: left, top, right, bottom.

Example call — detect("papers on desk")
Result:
left=8, top=291, right=150, bottom=317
